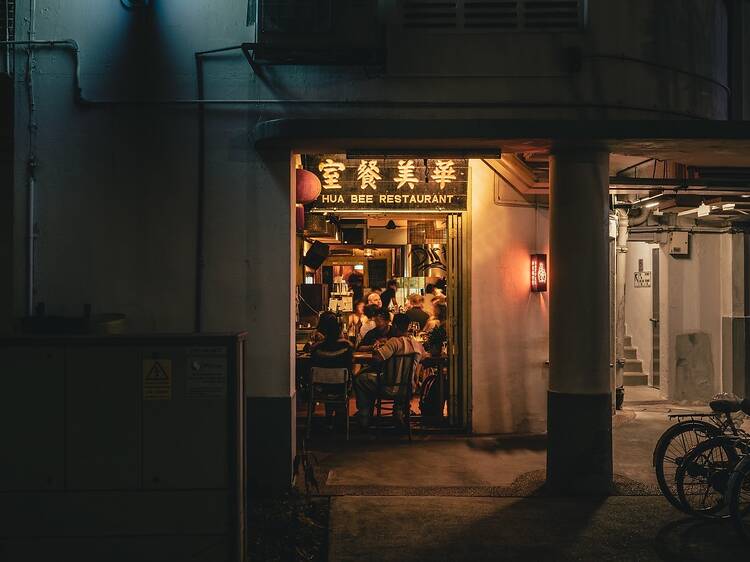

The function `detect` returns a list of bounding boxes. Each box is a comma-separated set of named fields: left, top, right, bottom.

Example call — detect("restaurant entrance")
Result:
left=295, top=153, right=471, bottom=433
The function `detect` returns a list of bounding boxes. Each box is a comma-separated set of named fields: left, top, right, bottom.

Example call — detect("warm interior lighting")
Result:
left=530, top=254, right=548, bottom=292
left=354, top=264, right=364, bottom=271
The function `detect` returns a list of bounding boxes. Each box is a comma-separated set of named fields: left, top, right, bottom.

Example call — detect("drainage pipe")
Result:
left=615, top=209, right=628, bottom=390
left=630, top=225, right=740, bottom=234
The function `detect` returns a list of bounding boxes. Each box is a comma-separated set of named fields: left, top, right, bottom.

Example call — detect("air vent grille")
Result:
left=523, top=0, right=581, bottom=30
left=403, top=1, right=458, bottom=29
left=464, top=1, right=517, bottom=30
left=399, top=0, right=584, bottom=32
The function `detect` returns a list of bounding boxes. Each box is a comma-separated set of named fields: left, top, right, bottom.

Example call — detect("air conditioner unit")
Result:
left=304, top=213, right=339, bottom=243
left=255, top=0, right=384, bottom=63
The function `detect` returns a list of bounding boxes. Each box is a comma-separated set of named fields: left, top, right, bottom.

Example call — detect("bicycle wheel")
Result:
left=675, top=436, right=740, bottom=519
left=728, top=455, right=750, bottom=542
left=653, top=420, right=719, bottom=511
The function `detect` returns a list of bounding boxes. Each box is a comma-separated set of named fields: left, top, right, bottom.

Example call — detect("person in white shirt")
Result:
left=354, top=313, right=425, bottom=428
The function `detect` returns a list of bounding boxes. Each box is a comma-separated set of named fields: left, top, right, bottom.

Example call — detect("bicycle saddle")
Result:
left=710, top=398, right=743, bottom=413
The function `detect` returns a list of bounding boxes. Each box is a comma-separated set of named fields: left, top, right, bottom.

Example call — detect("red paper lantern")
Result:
left=296, top=168, right=321, bottom=204
left=531, top=254, right=547, bottom=292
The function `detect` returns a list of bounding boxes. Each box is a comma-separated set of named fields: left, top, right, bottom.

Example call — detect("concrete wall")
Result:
left=470, top=160, right=549, bottom=435
left=624, top=242, right=658, bottom=381
left=658, top=235, right=724, bottom=401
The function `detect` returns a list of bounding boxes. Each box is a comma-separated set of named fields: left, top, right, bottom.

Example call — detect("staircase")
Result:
left=623, top=334, right=648, bottom=386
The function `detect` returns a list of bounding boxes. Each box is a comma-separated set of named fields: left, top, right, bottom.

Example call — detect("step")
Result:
left=624, top=335, right=632, bottom=347
left=624, top=346, right=638, bottom=360
left=623, top=373, right=649, bottom=386
left=624, top=359, right=642, bottom=373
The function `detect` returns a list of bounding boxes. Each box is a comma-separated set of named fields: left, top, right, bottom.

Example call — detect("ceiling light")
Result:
left=697, top=203, right=711, bottom=217
left=722, top=203, right=736, bottom=211
left=644, top=201, right=660, bottom=208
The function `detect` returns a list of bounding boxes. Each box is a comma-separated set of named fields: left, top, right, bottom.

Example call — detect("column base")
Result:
left=546, top=391, right=613, bottom=495
left=246, top=394, right=296, bottom=497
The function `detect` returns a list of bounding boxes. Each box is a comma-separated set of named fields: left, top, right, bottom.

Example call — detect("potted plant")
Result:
left=425, top=325, right=447, bottom=357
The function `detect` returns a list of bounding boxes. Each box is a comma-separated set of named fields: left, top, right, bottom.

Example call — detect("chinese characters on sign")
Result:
left=394, top=159, right=419, bottom=189
left=431, top=159, right=457, bottom=189
left=318, top=158, right=345, bottom=189
left=306, top=155, right=468, bottom=211
left=357, top=160, right=381, bottom=190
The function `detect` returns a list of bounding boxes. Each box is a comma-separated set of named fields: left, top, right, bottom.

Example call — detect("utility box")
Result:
left=0, top=333, right=246, bottom=562
left=668, top=231, right=690, bottom=256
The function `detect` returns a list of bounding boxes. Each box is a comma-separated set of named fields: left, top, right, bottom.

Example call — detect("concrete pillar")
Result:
left=547, top=147, right=613, bottom=495
left=244, top=147, right=296, bottom=496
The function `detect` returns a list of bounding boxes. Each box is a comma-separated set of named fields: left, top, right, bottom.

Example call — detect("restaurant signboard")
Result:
left=304, top=154, right=468, bottom=212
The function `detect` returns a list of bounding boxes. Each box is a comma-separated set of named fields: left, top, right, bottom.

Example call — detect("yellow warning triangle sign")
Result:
left=146, top=361, right=169, bottom=380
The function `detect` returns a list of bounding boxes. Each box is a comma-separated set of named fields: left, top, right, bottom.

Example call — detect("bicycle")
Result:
left=727, top=443, right=750, bottom=541
left=653, top=396, right=749, bottom=513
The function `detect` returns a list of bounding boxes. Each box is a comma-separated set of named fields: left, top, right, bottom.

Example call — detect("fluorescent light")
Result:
left=722, top=203, right=736, bottom=211
left=644, top=201, right=660, bottom=208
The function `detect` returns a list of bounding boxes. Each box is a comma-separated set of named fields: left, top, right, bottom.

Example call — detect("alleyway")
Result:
left=301, top=389, right=747, bottom=560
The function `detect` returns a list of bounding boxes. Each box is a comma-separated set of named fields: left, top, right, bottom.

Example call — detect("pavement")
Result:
left=329, top=496, right=747, bottom=561
left=309, top=387, right=749, bottom=560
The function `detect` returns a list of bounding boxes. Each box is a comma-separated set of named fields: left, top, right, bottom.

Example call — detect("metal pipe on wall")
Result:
left=614, top=209, right=628, bottom=390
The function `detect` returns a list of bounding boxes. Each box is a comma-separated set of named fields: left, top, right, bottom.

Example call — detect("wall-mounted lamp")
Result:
left=531, top=253, right=547, bottom=292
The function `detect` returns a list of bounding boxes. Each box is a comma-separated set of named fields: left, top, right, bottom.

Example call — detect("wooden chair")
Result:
left=375, top=353, right=420, bottom=441
left=307, top=367, right=351, bottom=440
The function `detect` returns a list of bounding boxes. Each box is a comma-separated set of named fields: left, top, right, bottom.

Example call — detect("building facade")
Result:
left=2, top=0, right=750, bottom=493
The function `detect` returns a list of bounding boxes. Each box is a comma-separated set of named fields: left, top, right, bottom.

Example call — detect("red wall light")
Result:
left=531, top=253, right=547, bottom=292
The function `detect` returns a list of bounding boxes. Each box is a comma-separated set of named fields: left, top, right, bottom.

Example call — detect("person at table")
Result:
left=366, top=291, right=383, bottom=310
left=347, top=299, right=367, bottom=343
left=405, top=293, right=430, bottom=331
left=358, top=303, right=379, bottom=342
left=380, top=279, right=399, bottom=312
left=353, top=313, right=426, bottom=429
left=357, top=309, right=391, bottom=351
left=424, top=302, right=447, bottom=333
left=309, top=311, right=354, bottom=428
left=422, top=283, right=436, bottom=317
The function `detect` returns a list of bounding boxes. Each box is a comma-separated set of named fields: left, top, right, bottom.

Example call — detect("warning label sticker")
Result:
left=143, top=359, right=172, bottom=400
left=186, top=347, right=227, bottom=399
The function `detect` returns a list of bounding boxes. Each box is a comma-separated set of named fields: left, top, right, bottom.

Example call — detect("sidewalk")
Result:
left=329, top=495, right=746, bottom=561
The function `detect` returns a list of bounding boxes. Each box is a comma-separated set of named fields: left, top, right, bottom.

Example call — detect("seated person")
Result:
left=354, top=313, right=426, bottom=428
left=366, top=291, right=383, bottom=309
left=357, top=303, right=380, bottom=343
left=422, top=283, right=436, bottom=317
left=347, top=299, right=367, bottom=343
left=309, top=312, right=353, bottom=427
left=405, top=293, right=430, bottom=330
left=424, top=302, right=447, bottom=333
left=357, top=309, right=391, bottom=351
